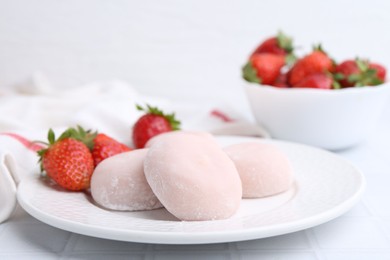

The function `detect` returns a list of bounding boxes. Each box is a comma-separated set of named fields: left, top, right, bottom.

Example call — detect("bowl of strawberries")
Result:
left=243, top=32, right=390, bottom=150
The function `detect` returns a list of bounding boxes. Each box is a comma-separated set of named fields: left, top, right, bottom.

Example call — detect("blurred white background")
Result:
left=1, top=0, right=390, bottom=104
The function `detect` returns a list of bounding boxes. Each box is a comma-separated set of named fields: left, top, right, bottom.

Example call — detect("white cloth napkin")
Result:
left=0, top=73, right=269, bottom=223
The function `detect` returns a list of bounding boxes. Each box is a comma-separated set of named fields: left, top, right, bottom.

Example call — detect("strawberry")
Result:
left=92, top=133, right=131, bottom=167
left=59, top=126, right=132, bottom=167
left=132, top=104, right=181, bottom=149
left=334, top=58, right=385, bottom=87
left=293, top=73, right=334, bottom=89
left=333, top=60, right=358, bottom=87
left=271, top=73, right=289, bottom=88
left=288, top=46, right=334, bottom=86
left=369, top=63, right=386, bottom=82
left=243, top=53, right=286, bottom=85
left=251, top=31, right=294, bottom=57
left=37, top=128, right=94, bottom=191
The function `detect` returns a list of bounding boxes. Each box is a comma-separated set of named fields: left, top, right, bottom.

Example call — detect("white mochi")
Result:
left=224, top=142, right=293, bottom=198
left=91, top=149, right=163, bottom=211
left=145, top=130, right=215, bottom=148
left=144, top=132, right=242, bottom=221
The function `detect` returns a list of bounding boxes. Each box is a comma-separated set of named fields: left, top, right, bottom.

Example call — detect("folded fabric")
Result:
left=0, top=74, right=269, bottom=223
left=0, top=133, right=42, bottom=223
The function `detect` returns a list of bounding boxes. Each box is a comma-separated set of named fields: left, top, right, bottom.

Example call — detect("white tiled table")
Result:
left=1, top=106, right=390, bottom=260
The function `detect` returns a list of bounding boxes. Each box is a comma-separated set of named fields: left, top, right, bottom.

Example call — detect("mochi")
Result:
left=91, top=149, right=163, bottom=211
left=144, top=132, right=242, bottom=221
left=145, top=130, right=215, bottom=148
left=224, top=142, right=293, bottom=198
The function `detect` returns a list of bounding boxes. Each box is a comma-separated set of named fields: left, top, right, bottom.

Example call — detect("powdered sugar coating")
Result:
left=144, top=132, right=242, bottom=221
left=224, top=142, right=293, bottom=198
left=91, top=149, right=163, bottom=211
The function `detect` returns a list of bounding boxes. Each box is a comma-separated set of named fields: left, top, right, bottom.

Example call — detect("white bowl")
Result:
left=244, top=81, right=390, bottom=150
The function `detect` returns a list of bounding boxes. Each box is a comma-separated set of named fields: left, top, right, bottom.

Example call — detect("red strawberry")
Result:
left=243, top=53, right=285, bottom=85
left=288, top=47, right=334, bottom=86
left=333, top=60, right=358, bottom=87
left=38, top=129, right=94, bottom=191
left=293, top=73, right=334, bottom=89
left=368, top=63, right=386, bottom=82
left=334, top=58, right=385, bottom=87
left=271, top=73, right=289, bottom=88
left=92, top=133, right=131, bottom=167
left=132, top=104, right=181, bottom=149
left=251, top=31, right=294, bottom=57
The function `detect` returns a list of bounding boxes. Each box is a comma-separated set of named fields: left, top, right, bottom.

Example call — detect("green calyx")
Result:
left=136, top=104, right=181, bottom=130
left=325, top=71, right=341, bottom=90
left=332, top=81, right=341, bottom=89
left=37, top=128, right=56, bottom=162
left=37, top=126, right=96, bottom=161
left=277, top=31, right=296, bottom=66
left=312, top=44, right=328, bottom=55
left=276, top=31, right=294, bottom=53
left=242, top=61, right=261, bottom=84
left=333, top=72, right=345, bottom=81
left=55, top=126, right=96, bottom=150
left=285, top=53, right=297, bottom=67
left=349, top=58, right=383, bottom=87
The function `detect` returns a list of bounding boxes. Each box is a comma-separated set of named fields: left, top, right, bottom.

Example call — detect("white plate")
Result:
left=17, top=136, right=365, bottom=244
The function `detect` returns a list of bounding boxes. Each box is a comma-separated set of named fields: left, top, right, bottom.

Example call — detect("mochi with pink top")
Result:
left=224, top=142, right=293, bottom=198
left=144, top=130, right=215, bottom=148
left=91, top=149, right=163, bottom=211
left=144, top=132, right=242, bottom=221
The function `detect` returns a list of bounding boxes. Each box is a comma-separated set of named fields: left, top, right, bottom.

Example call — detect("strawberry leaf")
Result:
left=58, top=129, right=72, bottom=141
left=136, top=104, right=181, bottom=131
left=332, top=81, right=341, bottom=89
left=77, top=125, right=87, bottom=137
left=348, top=74, right=360, bottom=84
left=349, top=58, right=383, bottom=87
left=285, top=53, right=297, bottom=67
left=55, top=126, right=96, bottom=150
left=73, top=126, right=96, bottom=150
left=365, top=68, right=377, bottom=77
left=48, top=129, right=55, bottom=145
left=242, top=61, right=261, bottom=84
left=276, top=31, right=294, bottom=53
left=136, top=104, right=144, bottom=111
left=355, top=58, right=369, bottom=72
left=370, top=78, right=384, bottom=86
left=333, top=73, right=345, bottom=81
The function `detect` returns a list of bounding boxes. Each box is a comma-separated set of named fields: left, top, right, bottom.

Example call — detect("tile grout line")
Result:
left=370, top=217, right=390, bottom=248
left=361, top=195, right=390, bottom=247
left=304, top=228, right=326, bottom=260
left=228, top=242, right=240, bottom=260
left=144, top=243, right=157, bottom=260
left=59, top=232, right=80, bottom=259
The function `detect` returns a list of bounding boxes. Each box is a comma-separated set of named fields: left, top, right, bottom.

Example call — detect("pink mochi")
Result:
left=91, top=149, right=163, bottom=211
left=224, top=142, right=293, bottom=198
left=144, top=132, right=242, bottom=221
left=145, top=130, right=215, bottom=148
